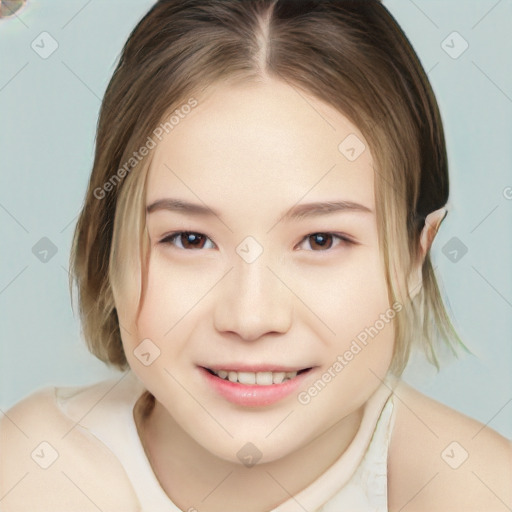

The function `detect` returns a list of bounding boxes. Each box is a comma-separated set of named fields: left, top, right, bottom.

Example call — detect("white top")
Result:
left=0, top=370, right=397, bottom=512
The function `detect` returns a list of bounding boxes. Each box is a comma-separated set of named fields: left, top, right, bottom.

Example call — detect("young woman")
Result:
left=1, top=1, right=510, bottom=511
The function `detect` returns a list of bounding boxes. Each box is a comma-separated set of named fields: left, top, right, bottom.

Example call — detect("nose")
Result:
left=213, top=256, right=293, bottom=341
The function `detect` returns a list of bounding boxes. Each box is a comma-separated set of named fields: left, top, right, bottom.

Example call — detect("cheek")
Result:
left=120, top=256, right=199, bottom=387
left=136, top=253, right=208, bottom=337
left=301, top=259, right=395, bottom=412
left=297, top=248, right=391, bottom=339
left=128, top=253, right=219, bottom=374
left=306, top=248, right=395, bottom=377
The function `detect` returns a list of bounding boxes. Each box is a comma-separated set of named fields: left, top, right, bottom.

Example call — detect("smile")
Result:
left=205, top=368, right=311, bottom=385
left=199, top=366, right=315, bottom=407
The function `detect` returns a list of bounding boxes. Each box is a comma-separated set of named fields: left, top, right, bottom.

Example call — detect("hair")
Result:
left=70, top=0, right=467, bottom=382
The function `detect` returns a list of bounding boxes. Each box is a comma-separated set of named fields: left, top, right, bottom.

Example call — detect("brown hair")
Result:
left=70, top=0, right=466, bottom=377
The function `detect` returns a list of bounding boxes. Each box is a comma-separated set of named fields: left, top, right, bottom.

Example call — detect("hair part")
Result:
left=70, top=0, right=466, bottom=378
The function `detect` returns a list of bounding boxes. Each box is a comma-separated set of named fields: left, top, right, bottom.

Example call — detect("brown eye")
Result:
left=299, top=232, right=353, bottom=251
left=309, top=233, right=333, bottom=250
left=160, top=232, right=215, bottom=250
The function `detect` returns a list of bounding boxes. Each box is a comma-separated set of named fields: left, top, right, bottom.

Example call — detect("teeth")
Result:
left=256, top=372, right=273, bottom=385
left=238, top=372, right=256, bottom=385
left=211, top=369, right=299, bottom=385
left=272, top=372, right=286, bottom=384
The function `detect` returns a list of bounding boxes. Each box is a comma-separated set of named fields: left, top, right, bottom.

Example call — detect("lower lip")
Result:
left=198, top=367, right=313, bottom=407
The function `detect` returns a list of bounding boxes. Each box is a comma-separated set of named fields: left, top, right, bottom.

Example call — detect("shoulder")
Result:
left=387, top=379, right=512, bottom=512
left=0, top=381, right=141, bottom=511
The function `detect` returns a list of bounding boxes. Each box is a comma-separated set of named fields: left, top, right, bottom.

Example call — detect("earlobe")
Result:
left=408, top=207, right=448, bottom=300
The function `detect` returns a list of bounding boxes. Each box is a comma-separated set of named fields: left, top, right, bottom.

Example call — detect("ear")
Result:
left=407, top=207, right=448, bottom=300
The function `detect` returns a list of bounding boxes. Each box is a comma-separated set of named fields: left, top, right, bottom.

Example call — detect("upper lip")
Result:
left=200, top=364, right=314, bottom=373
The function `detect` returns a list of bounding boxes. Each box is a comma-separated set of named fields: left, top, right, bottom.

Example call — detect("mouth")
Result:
left=198, top=364, right=316, bottom=407
left=201, top=366, right=313, bottom=385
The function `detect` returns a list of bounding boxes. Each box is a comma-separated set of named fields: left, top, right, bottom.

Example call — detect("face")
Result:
left=119, top=78, right=396, bottom=464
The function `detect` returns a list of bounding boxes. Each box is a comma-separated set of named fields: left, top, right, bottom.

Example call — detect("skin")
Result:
left=388, top=382, right=512, bottom=511
left=116, top=78, right=511, bottom=512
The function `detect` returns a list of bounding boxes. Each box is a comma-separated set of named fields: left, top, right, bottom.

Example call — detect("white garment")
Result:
left=0, top=371, right=396, bottom=511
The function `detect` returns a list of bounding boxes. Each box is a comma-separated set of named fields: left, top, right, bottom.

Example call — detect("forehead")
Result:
left=146, top=79, right=375, bottom=215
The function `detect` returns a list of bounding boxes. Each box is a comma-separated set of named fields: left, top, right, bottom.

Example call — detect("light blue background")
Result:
left=1, top=1, right=511, bottom=438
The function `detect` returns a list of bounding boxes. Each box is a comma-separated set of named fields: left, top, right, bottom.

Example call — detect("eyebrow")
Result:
left=146, top=198, right=373, bottom=221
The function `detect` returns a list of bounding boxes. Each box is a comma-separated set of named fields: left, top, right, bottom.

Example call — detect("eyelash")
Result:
left=158, top=231, right=355, bottom=252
